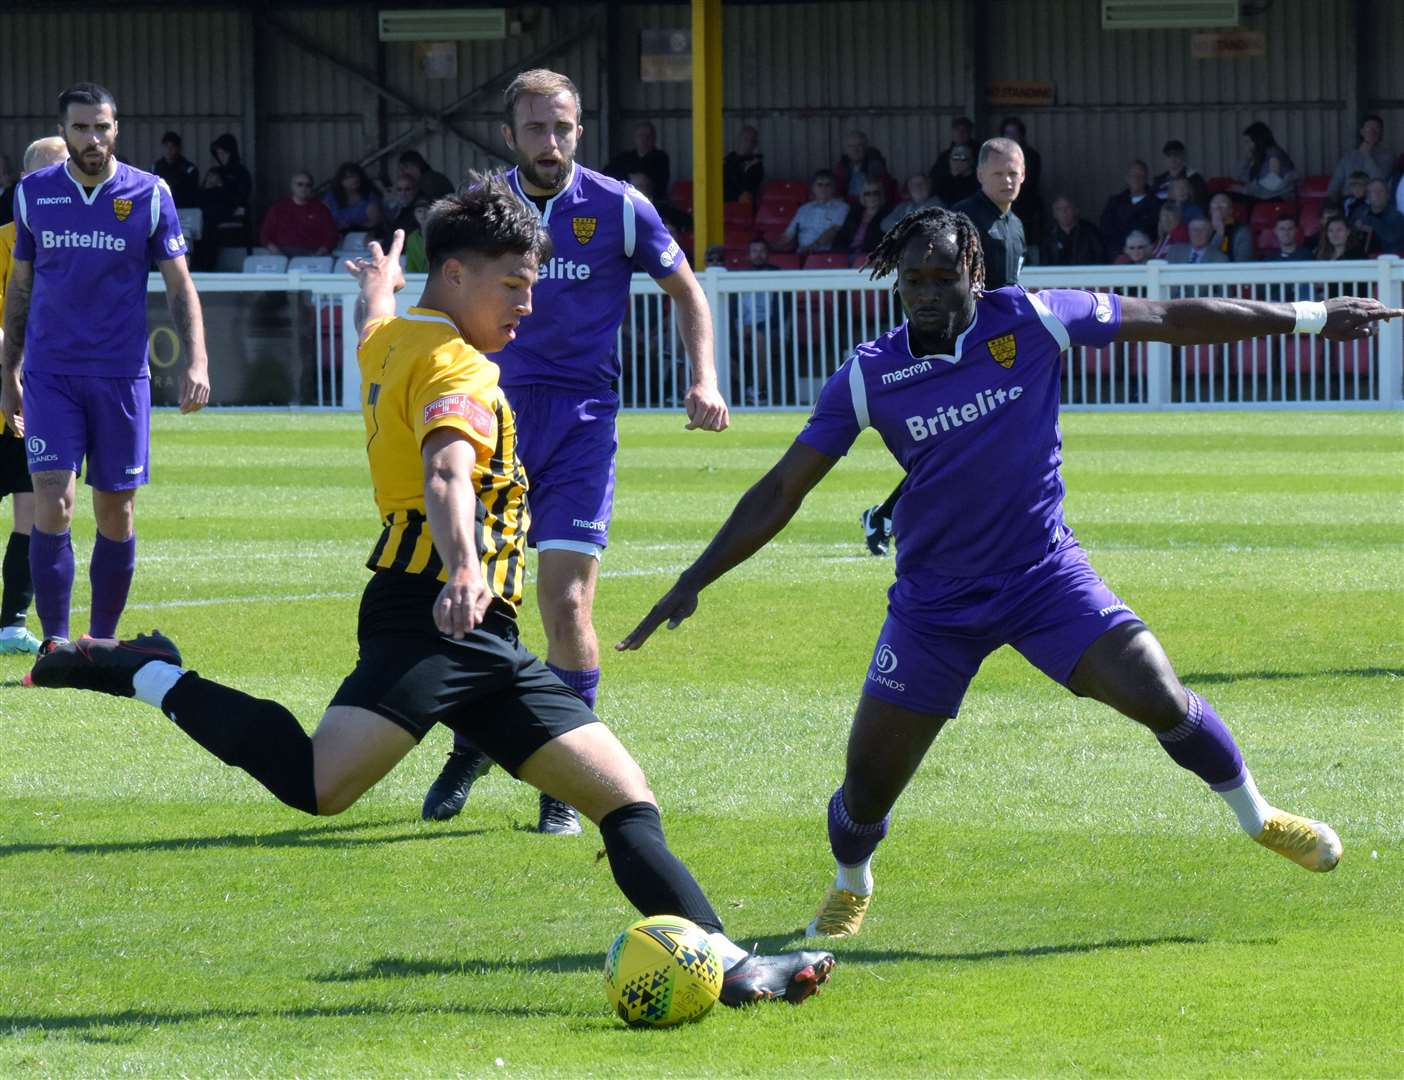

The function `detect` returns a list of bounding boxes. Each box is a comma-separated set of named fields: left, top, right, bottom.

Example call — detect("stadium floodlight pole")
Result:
left=691, top=0, right=724, bottom=267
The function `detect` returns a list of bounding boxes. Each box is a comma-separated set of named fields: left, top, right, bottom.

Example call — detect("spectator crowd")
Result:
left=2, top=113, right=1401, bottom=274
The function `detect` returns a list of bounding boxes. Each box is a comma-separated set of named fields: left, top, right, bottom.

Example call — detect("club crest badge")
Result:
left=112, top=198, right=134, bottom=222
left=988, top=333, right=1017, bottom=368
left=572, top=216, right=597, bottom=244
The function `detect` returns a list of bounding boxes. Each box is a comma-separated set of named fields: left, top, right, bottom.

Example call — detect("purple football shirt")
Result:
left=12, top=161, right=187, bottom=377
left=494, top=164, right=681, bottom=392
left=798, top=286, right=1122, bottom=578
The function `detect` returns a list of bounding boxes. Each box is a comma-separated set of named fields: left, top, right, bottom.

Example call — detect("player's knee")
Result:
left=543, top=583, right=593, bottom=636
left=313, top=782, right=360, bottom=816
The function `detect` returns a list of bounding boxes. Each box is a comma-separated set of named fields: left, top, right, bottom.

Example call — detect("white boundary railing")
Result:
left=157, top=258, right=1403, bottom=411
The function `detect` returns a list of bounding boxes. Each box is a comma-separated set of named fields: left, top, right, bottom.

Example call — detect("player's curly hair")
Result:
left=866, top=206, right=986, bottom=295
left=425, top=170, right=553, bottom=272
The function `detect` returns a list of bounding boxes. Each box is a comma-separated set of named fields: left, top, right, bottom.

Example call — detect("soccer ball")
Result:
left=603, top=915, right=723, bottom=1027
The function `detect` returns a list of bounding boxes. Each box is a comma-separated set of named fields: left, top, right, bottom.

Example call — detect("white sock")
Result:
left=835, top=857, right=874, bottom=896
left=131, top=660, right=187, bottom=710
left=707, top=931, right=748, bottom=969
left=1217, top=768, right=1272, bottom=836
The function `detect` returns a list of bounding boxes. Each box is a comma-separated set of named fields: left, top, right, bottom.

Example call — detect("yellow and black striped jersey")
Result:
left=0, top=220, right=16, bottom=308
left=357, top=307, right=529, bottom=609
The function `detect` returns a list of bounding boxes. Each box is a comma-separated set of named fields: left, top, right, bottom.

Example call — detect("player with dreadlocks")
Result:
left=619, top=203, right=1401, bottom=938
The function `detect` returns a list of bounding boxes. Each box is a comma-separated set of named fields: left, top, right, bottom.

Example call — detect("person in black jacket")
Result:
left=1100, top=160, right=1161, bottom=253
left=952, top=138, right=1025, bottom=290
left=1041, top=194, right=1107, bottom=266
left=152, top=131, right=200, bottom=208
left=722, top=125, right=764, bottom=203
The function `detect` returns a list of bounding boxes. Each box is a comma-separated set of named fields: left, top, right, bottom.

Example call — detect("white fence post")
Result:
left=340, top=294, right=360, bottom=410
left=702, top=266, right=730, bottom=404
left=1376, top=256, right=1403, bottom=407
left=1144, top=259, right=1171, bottom=409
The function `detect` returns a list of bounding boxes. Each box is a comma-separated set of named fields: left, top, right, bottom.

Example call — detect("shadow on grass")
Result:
left=0, top=1000, right=591, bottom=1042
left=1182, top=667, right=1402, bottom=685
left=0, top=816, right=487, bottom=858
left=315, top=933, right=1244, bottom=984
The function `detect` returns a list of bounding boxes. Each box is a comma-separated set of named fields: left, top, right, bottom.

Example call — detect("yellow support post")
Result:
left=691, top=0, right=723, bottom=266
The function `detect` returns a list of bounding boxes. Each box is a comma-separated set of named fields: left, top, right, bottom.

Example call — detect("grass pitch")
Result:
left=1, top=409, right=1401, bottom=1078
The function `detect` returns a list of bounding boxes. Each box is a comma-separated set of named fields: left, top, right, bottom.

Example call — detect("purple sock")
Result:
left=548, top=662, right=600, bottom=712
left=828, top=786, right=889, bottom=866
left=1156, top=689, right=1245, bottom=790
left=29, top=527, right=74, bottom=642
left=89, top=532, right=137, bottom=638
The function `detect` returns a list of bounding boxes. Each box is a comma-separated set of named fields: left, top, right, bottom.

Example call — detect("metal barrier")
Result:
left=158, top=257, right=1403, bottom=411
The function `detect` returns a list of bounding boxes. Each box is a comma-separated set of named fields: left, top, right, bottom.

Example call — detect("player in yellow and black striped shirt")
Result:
left=29, top=175, right=837, bottom=1008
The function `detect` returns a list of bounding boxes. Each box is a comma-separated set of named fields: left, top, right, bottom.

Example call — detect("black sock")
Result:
left=599, top=801, right=722, bottom=934
left=1, top=530, right=33, bottom=627
left=876, top=480, right=903, bottom=521
left=162, top=672, right=319, bottom=814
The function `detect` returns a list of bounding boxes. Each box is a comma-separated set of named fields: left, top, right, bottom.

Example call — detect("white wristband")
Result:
left=1291, top=300, right=1328, bottom=335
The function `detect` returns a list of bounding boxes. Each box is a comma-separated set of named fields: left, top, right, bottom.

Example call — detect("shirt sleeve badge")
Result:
left=113, top=198, right=134, bottom=222
left=988, top=333, right=1017, bottom=368
left=424, top=394, right=496, bottom=438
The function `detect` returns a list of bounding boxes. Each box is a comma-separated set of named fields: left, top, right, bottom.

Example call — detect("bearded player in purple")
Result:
left=622, top=206, right=1401, bottom=937
left=420, top=69, right=730, bottom=833
left=1, top=83, right=210, bottom=675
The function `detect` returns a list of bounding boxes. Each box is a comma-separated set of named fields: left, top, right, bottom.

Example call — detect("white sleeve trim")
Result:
left=847, top=354, right=869, bottom=430
left=622, top=190, right=637, bottom=259
left=149, top=179, right=167, bottom=237
left=1026, top=290, right=1071, bottom=353
left=15, top=182, right=27, bottom=231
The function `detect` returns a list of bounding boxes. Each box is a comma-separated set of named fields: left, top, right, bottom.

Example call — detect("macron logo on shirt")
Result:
left=905, top=385, right=1023, bottom=441
left=41, top=229, right=127, bottom=251
left=881, top=360, right=933, bottom=386
left=35, top=196, right=72, bottom=205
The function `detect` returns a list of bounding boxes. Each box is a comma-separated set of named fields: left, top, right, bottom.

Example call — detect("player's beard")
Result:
left=68, top=140, right=113, bottom=178
left=516, top=147, right=574, bottom=195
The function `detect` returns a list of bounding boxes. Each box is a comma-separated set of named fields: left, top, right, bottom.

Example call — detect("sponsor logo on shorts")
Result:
left=571, top=517, right=608, bottom=531
left=875, top=643, right=898, bottom=674
left=905, top=385, right=1022, bottom=442
left=538, top=257, right=592, bottom=281
left=124, top=465, right=144, bottom=476
left=867, top=671, right=906, bottom=693
left=1098, top=603, right=1132, bottom=617
left=35, top=195, right=72, bottom=205
left=25, top=436, right=57, bottom=465
left=880, top=361, right=933, bottom=385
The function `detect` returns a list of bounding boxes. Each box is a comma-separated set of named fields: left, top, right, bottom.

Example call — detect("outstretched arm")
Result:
left=617, top=441, right=838, bottom=650
left=1116, top=294, right=1402, bottom=346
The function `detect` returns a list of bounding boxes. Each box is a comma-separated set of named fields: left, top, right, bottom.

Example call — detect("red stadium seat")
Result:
left=768, top=252, right=802, bottom=270
left=762, top=178, right=809, bottom=204
left=1299, top=175, right=1330, bottom=197
left=670, top=179, right=693, bottom=207
left=1179, top=344, right=1220, bottom=377
left=1255, top=227, right=1280, bottom=253
left=1249, top=199, right=1298, bottom=232
left=1206, top=176, right=1238, bottom=194
left=755, top=200, right=798, bottom=228
left=804, top=252, right=851, bottom=270
left=1326, top=337, right=1373, bottom=377
left=760, top=226, right=790, bottom=248
left=723, top=202, right=753, bottom=228
left=724, top=225, right=755, bottom=248
left=1299, top=200, right=1325, bottom=239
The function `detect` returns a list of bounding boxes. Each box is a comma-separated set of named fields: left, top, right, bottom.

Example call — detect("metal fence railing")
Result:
left=155, top=257, right=1404, bottom=411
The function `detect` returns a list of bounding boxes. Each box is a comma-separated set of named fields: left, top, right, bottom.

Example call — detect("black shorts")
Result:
left=0, top=428, right=32, bottom=496
left=328, top=571, right=595, bottom=775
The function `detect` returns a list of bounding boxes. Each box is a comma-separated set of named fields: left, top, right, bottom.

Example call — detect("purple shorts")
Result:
left=863, top=535, right=1140, bottom=717
left=23, top=371, right=151, bottom=491
left=507, top=384, right=618, bottom=550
